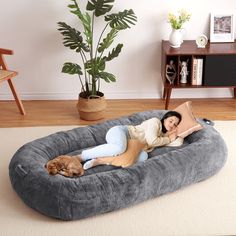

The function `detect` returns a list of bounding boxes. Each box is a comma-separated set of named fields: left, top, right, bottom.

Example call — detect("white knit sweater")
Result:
left=127, top=117, right=171, bottom=152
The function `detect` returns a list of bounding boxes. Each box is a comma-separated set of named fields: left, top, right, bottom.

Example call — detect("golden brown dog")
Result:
left=46, top=155, right=84, bottom=177
left=85, top=139, right=145, bottom=168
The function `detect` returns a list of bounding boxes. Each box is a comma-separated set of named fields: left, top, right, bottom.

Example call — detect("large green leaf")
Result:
left=85, top=58, right=106, bottom=77
left=82, top=12, right=92, bottom=45
left=98, top=28, right=118, bottom=53
left=86, top=0, right=114, bottom=17
left=62, top=62, right=83, bottom=75
left=105, top=43, right=123, bottom=61
left=68, top=0, right=92, bottom=45
left=67, top=0, right=83, bottom=19
left=99, top=71, right=116, bottom=82
left=57, top=22, right=89, bottom=52
left=105, top=9, right=137, bottom=30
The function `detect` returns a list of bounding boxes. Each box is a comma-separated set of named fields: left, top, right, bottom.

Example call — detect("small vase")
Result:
left=169, top=29, right=183, bottom=48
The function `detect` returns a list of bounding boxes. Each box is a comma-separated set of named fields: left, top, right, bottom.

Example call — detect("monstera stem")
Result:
left=95, top=23, right=109, bottom=59
left=97, top=78, right=100, bottom=92
left=80, top=51, right=90, bottom=93
left=91, top=77, right=97, bottom=96
left=90, top=12, right=95, bottom=60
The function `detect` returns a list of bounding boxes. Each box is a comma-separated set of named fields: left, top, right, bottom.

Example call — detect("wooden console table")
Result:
left=161, top=40, right=236, bottom=109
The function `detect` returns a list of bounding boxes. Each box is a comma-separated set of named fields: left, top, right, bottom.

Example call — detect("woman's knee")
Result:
left=106, top=126, right=127, bottom=151
left=109, top=144, right=126, bottom=156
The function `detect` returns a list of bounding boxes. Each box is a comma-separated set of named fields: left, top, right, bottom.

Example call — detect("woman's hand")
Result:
left=167, top=128, right=178, bottom=142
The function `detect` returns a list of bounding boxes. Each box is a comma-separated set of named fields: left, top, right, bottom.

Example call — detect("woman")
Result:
left=80, top=111, right=182, bottom=170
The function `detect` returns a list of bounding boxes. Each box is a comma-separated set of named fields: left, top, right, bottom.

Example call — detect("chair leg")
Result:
left=7, top=79, right=26, bottom=115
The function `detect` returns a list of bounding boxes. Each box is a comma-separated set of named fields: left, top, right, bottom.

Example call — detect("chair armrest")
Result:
left=0, top=48, right=13, bottom=55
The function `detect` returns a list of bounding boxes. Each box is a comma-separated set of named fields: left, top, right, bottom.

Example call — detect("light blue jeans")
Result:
left=81, top=125, right=148, bottom=163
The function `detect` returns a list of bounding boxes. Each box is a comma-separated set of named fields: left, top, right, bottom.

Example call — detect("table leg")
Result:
left=165, top=87, right=172, bottom=110
left=163, top=88, right=167, bottom=99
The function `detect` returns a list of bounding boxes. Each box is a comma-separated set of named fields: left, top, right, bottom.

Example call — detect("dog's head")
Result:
left=46, top=160, right=64, bottom=175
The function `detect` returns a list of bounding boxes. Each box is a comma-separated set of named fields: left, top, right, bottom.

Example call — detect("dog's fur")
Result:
left=46, top=155, right=84, bottom=177
left=88, top=139, right=145, bottom=168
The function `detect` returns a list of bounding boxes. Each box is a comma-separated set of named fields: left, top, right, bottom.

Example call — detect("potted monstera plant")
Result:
left=58, top=0, right=137, bottom=120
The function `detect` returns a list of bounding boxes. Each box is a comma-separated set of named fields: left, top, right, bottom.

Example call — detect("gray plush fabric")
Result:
left=9, top=110, right=227, bottom=220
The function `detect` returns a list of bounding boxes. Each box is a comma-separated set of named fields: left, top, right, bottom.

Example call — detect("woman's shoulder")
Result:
left=143, top=117, right=161, bottom=125
left=148, top=117, right=160, bottom=122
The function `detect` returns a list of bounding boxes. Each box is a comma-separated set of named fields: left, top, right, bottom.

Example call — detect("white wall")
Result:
left=1, top=0, right=236, bottom=100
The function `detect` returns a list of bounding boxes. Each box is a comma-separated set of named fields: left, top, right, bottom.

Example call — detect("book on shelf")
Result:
left=192, top=58, right=198, bottom=85
left=192, top=58, right=203, bottom=85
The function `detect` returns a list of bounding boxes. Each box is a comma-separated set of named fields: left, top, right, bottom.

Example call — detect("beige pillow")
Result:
left=174, top=101, right=203, bottom=138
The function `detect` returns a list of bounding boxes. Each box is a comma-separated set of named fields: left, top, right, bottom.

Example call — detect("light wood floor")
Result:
left=0, top=98, right=236, bottom=127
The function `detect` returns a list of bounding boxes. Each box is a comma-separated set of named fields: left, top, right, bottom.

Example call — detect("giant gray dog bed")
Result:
left=9, top=110, right=227, bottom=220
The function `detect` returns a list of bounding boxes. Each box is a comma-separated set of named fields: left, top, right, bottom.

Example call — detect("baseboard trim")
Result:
left=0, top=88, right=233, bottom=100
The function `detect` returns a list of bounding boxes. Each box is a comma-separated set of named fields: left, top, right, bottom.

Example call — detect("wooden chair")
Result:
left=0, top=48, right=26, bottom=115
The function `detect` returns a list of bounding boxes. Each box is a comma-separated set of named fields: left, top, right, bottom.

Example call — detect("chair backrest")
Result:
left=0, top=48, right=13, bottom=70
left=0, top=48, right=16, bottom=83
left=0, top=48, right=26, bottom=115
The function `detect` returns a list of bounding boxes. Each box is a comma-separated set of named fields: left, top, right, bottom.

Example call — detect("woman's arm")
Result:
left=144, top=118, right=171, bottom=147
left=166, top=129, right=178, bottom=142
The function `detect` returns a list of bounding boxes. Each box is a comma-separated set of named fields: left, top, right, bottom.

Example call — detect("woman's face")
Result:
left=163, top=116, right=180, bottom=132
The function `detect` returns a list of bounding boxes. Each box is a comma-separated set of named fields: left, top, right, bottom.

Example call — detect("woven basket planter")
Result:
left=77, top=92, right=107, bottom=121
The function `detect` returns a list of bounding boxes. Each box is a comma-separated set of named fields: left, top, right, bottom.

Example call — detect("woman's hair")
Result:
left=161, top=111, right=182, bottom=133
